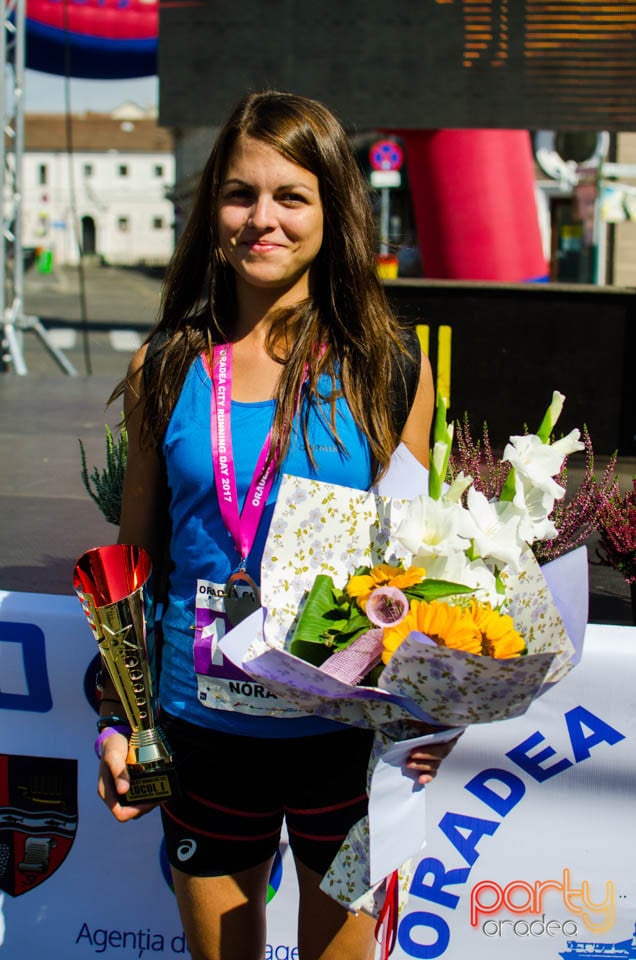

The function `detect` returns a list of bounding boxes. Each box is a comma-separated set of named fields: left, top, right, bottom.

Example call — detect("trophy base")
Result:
left=122, top=762, right=180, bottom=805
left=121, top=728, right=180, bottom=805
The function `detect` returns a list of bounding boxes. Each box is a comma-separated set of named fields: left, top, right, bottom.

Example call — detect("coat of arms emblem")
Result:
left=0, top=754, right=77, bottom=897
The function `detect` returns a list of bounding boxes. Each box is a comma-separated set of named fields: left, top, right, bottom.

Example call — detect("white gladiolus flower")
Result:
left=512, top=478, right=559, bottom=543
left=393, top=495, right=470, bottom=562
left=503, top=430, right=583, bottom=498
left=463, top=487, right=525, bottom=570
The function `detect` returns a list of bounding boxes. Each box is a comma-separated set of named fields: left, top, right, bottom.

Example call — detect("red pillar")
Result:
left=399, top=130, right=548, bottom=282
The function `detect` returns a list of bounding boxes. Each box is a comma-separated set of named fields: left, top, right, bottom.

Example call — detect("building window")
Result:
left=153, top=164, right=164, bottom=178
left=118, top=164, right=129, bottom=177
left=152, top=216, right=164, bottom=229
left=117, top=217, right=130, bottom=232
left=38, top=164, right=48, bottom=185
left=83, top=163, right=94, bottom=178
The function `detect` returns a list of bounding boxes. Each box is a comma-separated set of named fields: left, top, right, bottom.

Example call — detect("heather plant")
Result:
left=79, top=423, right=128, bottom=526
left=449, top=413, right=511, bottom=500
left=595, top=478, right=636, bottom=585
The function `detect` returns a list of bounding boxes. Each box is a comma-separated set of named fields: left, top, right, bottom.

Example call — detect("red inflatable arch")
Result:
left=25, top=0, right=158, bottom=79
left=399, top=129, right=549, bottom=282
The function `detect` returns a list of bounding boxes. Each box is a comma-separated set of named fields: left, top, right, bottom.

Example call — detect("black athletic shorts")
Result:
left=159, top=712, right=374, bottom=878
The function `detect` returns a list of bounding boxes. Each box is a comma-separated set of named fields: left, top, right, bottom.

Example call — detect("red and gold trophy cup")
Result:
left=73, top=544, right=177, bottom=804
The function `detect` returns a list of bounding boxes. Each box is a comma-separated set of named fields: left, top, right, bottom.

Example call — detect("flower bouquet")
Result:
left=222, top=393, right=585, bottom=727
left=218, top=391, right=588, bottom=919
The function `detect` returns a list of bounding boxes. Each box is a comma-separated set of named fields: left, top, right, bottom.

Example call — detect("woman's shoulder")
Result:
left=118, top=342, right=151, bottom=406
left=128, top=341, right=151, bottom=377
left=389, top=323, right=423, bottom=434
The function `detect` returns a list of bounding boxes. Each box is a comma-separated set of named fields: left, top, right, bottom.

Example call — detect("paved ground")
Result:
left=0, top=262, right=633, bottom=625
left=1, top=263, right=161, bottom=594
left=6, top=261, right=162, bottom=378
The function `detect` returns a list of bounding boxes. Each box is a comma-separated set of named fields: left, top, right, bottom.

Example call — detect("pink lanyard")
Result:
left=207, top=344, right=278, bottom=569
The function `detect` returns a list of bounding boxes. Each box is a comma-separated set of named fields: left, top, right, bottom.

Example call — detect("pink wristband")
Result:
left=95, top=724, right=131, bottom=758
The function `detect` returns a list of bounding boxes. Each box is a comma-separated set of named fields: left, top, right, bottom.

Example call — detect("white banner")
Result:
left=0, top=591, right=634, bottom=959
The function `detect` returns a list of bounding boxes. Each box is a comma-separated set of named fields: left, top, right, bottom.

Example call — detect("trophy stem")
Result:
left=128, top=728, right=174, bottom=767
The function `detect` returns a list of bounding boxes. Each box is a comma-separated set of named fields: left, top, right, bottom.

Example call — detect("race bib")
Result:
left=194, top=578, right=309, bottom=718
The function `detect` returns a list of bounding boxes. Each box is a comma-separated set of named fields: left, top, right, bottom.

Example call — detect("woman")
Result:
left=97, top=90, right=453, bottom=960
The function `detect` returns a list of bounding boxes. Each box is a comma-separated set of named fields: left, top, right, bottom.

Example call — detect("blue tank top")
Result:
left=159, top=354, right=372, bottom=736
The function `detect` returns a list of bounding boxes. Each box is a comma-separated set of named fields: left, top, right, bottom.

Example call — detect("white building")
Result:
left=22, top=103, right=175, bottom=267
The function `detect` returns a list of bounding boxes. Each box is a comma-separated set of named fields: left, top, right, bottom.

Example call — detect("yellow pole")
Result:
left=437, top=325, right=452, bottom=407
left=415, top=324, right=430, bottom=356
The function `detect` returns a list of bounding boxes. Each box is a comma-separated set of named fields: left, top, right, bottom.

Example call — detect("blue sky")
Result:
left=25, top=69, right=158, bottom=114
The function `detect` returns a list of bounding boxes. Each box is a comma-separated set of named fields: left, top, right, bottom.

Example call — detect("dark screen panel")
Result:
left=159, top=1, right=636, bottom=130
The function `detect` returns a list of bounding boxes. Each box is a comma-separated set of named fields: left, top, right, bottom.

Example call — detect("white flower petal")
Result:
left=392, top=496, right=470, bottom=560
left=443, top=471, right=473, bottom=504
left=465, top=488, right=524, bottom=570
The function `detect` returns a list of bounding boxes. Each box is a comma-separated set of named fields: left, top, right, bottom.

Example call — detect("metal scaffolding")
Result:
left=1, top=0, right=77, bottom=374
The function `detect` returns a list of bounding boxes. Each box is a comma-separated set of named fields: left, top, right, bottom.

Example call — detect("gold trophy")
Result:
left=73, top=544, right=177, bottom=804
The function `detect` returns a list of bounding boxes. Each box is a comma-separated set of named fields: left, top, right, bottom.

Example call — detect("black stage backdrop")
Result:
left=159, top=0, right=636, bottom=131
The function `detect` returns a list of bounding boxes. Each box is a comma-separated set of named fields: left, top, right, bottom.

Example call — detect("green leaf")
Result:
left=499, top=469, right=516, bottom=503
left=289, top=574, right=372, bottom=656
left=429, top=460, right=442, bottom=501
left=289, top=638, right=335, bottom=667
left=404, top=579, right=475, bottom=602
left=429, top=393, right=453, bottom=499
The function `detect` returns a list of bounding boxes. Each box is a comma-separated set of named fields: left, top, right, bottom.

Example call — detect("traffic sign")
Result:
left=370, top=170, right=401, bottom=188
left=369, top=139, right=404, bottom=172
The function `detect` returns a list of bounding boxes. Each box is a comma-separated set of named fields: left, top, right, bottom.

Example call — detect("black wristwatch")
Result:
left=96, top=714, right=128, bottom=733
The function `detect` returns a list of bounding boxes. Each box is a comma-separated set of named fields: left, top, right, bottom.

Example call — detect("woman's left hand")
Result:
left=404, top=730, right=463, bottom=785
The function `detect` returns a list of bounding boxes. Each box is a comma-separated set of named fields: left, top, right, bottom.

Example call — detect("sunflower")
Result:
left=346, top=564, right=426, bottom=610
left=382, top=599, right=482, bottom=664
left=468, top=599, right=526, bottom=659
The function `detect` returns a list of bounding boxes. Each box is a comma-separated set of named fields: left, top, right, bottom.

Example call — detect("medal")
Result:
left=207, top=344, right=279, bottom=624
left=224, top=569, right=261, bottom=627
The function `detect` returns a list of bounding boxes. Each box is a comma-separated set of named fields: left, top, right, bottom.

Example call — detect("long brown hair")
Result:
left=114, top=90, right=411, bottom=477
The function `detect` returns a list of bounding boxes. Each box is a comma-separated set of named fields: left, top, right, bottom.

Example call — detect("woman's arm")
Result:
left=399, top=350, right=435, bottom=468
left=98, top=344, right=163, bottom=821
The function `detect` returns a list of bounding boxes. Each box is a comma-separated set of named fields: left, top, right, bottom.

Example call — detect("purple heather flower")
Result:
left=596, top=478, right=636, bottom=585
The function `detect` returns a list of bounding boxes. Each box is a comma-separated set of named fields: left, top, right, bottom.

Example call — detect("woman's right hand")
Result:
left=97, top=732, right=157, bottom=822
